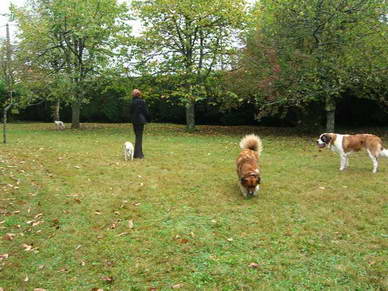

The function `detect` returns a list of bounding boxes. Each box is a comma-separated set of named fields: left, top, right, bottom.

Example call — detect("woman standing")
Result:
left=129, top=89, right=151, bottom=159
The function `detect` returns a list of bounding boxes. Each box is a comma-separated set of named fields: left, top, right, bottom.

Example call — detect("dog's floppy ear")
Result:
left=322, top=134, right=331, bottom=144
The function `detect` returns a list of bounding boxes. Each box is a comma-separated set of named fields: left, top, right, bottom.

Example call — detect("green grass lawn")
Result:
left=1, top=122, right=387, bottom=290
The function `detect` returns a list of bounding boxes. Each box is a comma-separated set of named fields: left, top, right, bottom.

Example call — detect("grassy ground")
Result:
left=1, top=122, right=387, bottom=290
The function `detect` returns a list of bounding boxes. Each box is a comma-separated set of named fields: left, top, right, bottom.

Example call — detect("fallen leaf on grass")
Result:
left=172, top=283, right=184, bottom=289
left=34, top=213, right=43, bottom=219
left=0, top=254, right=9, bottom=260
left=117, top=232, right=128, bottom=237
left=95, top=210, right=102, bottom=215
left=102, top=276, right=114, bottom=284
left=178, top=238, right=189, bottom=244
left=74, top=166, right=80, bottom=169
left=3, top=233, right=15, bottom=241
left=32, top=220, right=44, bottom=227
left=128, top=220, right=134, bottom=229
left=319, top=186, right=326, bottom=190
left=34, top=289, right=47, bottom=291
left=227, top=238, right=234, bottom=242
left=248, top=262, right=260, bottom=268
left=22, top=243, right=33, bottom=251
left=74, top=198, right=81, bottom=204
left=91, top=288, right=103, bottom=291
left=24, top=275, right=29, bottom=282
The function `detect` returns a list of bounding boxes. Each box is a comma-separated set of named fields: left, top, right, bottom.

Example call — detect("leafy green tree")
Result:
left=131, top=0, right=247, bottom=131
left=12, top=0, right=131, bottom=128
left=233, top=0, right=387, bottom=131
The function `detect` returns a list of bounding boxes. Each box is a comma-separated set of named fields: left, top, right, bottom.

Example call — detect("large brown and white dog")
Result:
left=236, top=134, right=263, bottom=197
left=317, top=133, right=388, bottom=173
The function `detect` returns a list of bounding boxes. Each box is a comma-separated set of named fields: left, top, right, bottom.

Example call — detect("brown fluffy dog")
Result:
left=236, top=134, right=263, bottom=197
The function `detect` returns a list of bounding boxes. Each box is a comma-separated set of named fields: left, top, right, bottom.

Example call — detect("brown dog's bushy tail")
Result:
left=240, top=134, right=263, bottom=154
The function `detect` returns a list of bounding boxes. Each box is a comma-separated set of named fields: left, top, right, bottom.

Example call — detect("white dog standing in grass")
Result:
left=123, top=141, right=134, bottom=161
left=54, top=120, right=65, bottom=130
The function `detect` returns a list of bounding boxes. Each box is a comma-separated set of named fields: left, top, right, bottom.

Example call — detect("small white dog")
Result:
left=54, top=120, right=65, bottom=130
left=123, top=141, right=134, bottom=161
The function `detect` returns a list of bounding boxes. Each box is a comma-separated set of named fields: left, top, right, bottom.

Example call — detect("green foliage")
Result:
left=12, top=0, right=132, bottom=126
left=229, top=0, right=388, bottom=124
left=131, top=0, right=248, bottom=128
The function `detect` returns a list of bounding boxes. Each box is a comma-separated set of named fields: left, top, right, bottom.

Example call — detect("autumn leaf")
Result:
left=3, top=233, right=16, bottom=241
left=172, top=283, right=184, bottom=289
left=248, top=262, right=260, bottom=268
left=0, top=254, right=9, bottom=260
left=128, top=220, right=134, bottom=229
left=22, top=243, right=33, bottom=251
left=34, top=213, right=43, bottom=219
left=34, top=289, right=47, bottom=291
left=101, top=276, right=114, bottom=284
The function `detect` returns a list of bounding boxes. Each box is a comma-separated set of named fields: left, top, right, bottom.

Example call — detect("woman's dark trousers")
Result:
left=133, top=124, right=144, bottom=158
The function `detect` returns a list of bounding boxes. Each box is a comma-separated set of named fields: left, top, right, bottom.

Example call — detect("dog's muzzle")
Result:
left=316, top=140, right=326, bottom=148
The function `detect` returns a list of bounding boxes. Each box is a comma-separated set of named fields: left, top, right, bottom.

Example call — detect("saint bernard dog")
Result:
left=236, top=134, right=263, bottom=197
left=317, top=133, right=388, bottom=173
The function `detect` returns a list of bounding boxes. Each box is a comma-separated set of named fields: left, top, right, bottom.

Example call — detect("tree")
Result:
left=0, top=23, right=41, bottom=143
left=131, top=0, right=247, bottom=131
left=13, top=0, right=131, bottom=128
left=233, top=0, right=387, bottom=131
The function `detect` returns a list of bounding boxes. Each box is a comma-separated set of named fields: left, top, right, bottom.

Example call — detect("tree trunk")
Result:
left=3, top=103, right=12, bottom=144
left=53, top=100, right=60, bottom=121
left=325, top=96, right=336, bottom=132
left=71, top=101, right=81, bottom=129
left=185, top=100, right=195, bottom=131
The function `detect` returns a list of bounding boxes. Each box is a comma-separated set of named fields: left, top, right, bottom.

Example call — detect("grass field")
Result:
left=1, top=122, right=387, bottom=290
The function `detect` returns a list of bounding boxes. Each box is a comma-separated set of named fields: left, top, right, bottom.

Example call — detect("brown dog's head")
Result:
left=241, top=173, right=261, bottom=196
left=316, top=133, right=333, bottom=148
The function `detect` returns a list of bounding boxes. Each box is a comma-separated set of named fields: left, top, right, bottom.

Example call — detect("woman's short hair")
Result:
left=132, top=89, right=142, bottom=98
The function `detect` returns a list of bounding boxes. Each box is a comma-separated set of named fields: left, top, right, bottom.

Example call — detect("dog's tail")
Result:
left=240, top=134, right=263, bottom=154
